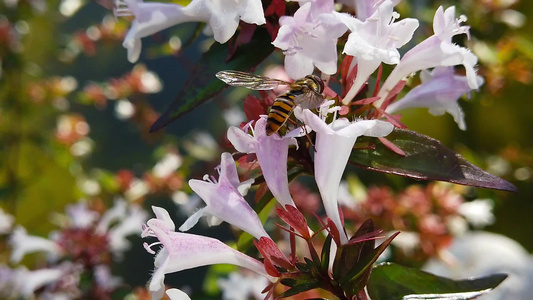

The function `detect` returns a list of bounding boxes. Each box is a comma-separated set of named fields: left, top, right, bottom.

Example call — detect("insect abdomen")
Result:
left=266, top=94, right=296, bottom=136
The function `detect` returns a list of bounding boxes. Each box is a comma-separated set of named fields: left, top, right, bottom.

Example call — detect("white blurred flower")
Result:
left=183, top=131, right=219, bottom=161
left=337, top=181, right=357, bottom=210
left=140, top=70, right=162, bottom=93
left=65, top=202, right=99, bottom=229
left=9, top=226, right=62, bottom=263
left=96, top=198, right=148, bottom=256
left=0, top=208, right=14, bottom=234
left=172, top=191, right=202, bottom=217
left=217, top=272, right=269, bottom=300
left=458, top=199, right=495, bottom=228
left=124, top=178, right=150, bottom=201
left=153, top=152, right=182, bottom=178
left=94, top=265, right=122, bottom=291
left=391, top=231, right=420, bottom=256
left=498, top=9, right=526, bottom=28
left=59, top=0, right=84, bottom=17
left=107, top=204, right=147, bottom=255
left=11, top=267, right=63, bottom=298
left=78, top=178, right=101, bottom=196
left=222, top=106, right=246, bottom=127
left=424, top=232, right=533, bottom=300
left=115, top=99, right=136, bottom=120
left=70, top=138, right=93, bottom=157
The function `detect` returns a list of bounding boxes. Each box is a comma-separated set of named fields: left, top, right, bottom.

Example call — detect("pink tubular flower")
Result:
left=180, top=152, right=269, bottom=240
left=272, top=0, right=347, bottom=79
left=227, top=117, right=303, bottom=207
left=143, top=207, right=275, bottom=300
left=376, top=6, right=480, bottom=107
left=296, top=105, right=394, bottom=244
left=386, top=67, right=484, bottom=130
left=338, top=0, right=419, bottom=104
left=115, top=0, right=265, bottom=62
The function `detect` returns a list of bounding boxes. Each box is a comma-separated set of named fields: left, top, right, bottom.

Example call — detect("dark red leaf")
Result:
left=351, top=129, right=518, bottom=192
left=277, top=205, right=310, bottom=239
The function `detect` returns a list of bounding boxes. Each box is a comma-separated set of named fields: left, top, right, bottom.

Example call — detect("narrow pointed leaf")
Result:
left=350, top=128, right=517, bottom=192
left=340, top=232, right=399, bottom=296
left=150, top=28, right=275, bottom=132
left=367, top=262, right=507, bottom=300
left=320, top=234, right=333, bottom=273
left=333, top=219, right=375, bottom=281
left=277, top=205, right=310, bottom=239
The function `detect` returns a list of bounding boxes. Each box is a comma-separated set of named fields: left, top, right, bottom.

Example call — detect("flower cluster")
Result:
left=344, top=182, right=495, bottom=261
left=111, top=0, right=513, bottom=299
left=116, top=0, right=483, bottom=131
left=1, top=200, right=147, bottom=299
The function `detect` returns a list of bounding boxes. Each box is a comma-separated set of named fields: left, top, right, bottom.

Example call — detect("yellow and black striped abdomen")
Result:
left=266, top=93, right=297, bottom=136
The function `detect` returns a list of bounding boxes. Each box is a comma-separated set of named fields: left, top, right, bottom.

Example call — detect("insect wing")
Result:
left=293, top=90, right=325, bottom=110
left=216, top=70, right=290, bottom=90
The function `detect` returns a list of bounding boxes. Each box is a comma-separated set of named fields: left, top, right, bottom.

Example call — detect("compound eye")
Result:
left=308, top=75, right=324, bottom=93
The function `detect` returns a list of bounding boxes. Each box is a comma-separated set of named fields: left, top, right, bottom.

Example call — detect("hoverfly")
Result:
left=216, top=70, right=325, bottom=136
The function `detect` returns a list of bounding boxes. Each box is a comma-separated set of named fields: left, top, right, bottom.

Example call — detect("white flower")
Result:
left=166, top=288, right=192, bottom=300
left=96, top=199, right=148, bottom=257
left=115, top=0, right=266, bottom=62
left=107, top=204, right=148, bottom=255
left=94, top=265, right=122, bottom=291
left=386, top=67, right=484, bottom=130
left=217, top=272, right=269, bottom=300
left=377, top=6, right=480, bottom=107
left=458, top=199, right=495, bottom=228
left=353, top=0, right=401, bottom=21
left=9, top=226, right=62, bottom=263
left=0, top=208, right=14, bottom=234
left=13, top=267, right=63, bottom=298
left=338, top=0, right=419, bottom=104
left=272, top=0, right=347, bottom=79
left=124, top=178, right=150, bottom=201
left=424, top=232, right=533, bottom=300
left=65, top=202, right=99, bottom=229
left=296, top=105, right=394, bottom=244
left=153, top=152, right=182, bottom=178
left=180, top=153, right=269, bottom=240
left=143, top=207, right=275, bottom=299
left=227, top=117, right=304, bottom=207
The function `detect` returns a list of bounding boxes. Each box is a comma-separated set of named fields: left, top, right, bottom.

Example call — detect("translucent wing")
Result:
left=294, top=90, right=325, bottom=110
left=216, top=70, right=290, bottom=90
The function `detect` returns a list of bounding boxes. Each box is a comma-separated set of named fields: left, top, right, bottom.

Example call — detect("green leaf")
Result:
left=332, top=219, right=375, bottom=281
left=320, top=234, right=332, bottom=273
left=367, top=262, right=507, bottom=300
left=150, top=28, right=275, bottom=132
left=339, top=232, right=399, bottom=297
left=350, top=128, right=517, bottom=192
